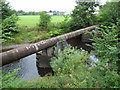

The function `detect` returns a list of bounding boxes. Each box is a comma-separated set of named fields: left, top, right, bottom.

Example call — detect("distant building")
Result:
left=53, top=12, right=59, bottom=15
left=47, top=12, right=53, bottom=15
left=64, top=11, right=72, bottom=15
left=59, top=12, right=65, bottom=15
left=47, top=11, right=72, bottom=15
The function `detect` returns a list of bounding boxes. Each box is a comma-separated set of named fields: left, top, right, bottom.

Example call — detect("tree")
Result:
left=37, top=11, right=51, bottom=31
left=17, top=10, right=25, bottom=15
left=49, top=10, right=52, bottom=13
left=1, top=1, right=19, bottom=42
left=98, top=1, right=120, bottom=26
left=70, top=0, right=99, bottom=30
left=1, top=1, right=16, bottom=20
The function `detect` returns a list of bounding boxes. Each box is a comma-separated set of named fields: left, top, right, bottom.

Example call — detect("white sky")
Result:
left=6, top=0, right=77, bottom=12
left=6, top=0, right=108, bottom=12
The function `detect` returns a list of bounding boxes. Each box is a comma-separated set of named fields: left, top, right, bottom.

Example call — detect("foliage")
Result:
left=2, top=26, right=52, bottom=46
left=1, top=1, right=19, bottom=42
left=49, top=28, right=63, bottom=37
left=70, top=0, right=99, bottom=30
left=2, top=68, right=22, bottom=88
left=88, top=21, right=120, bottom=72
left=2, top=43, right=120, bottom=88
left=87, top=21, right=120, bottom=87
left=48, top=15, right=71, bottom=37
left=51, top=46, right=90, bottom=75
left=1, top=14, right=19, bottom=42
left=16, top=10, right=26, bottom=16
left=37, top=12, right=51, bottom=31
left=97, top=1, right=120, bottom=26
left=58, top=15, right=71, bottom=33
left=0, top=70, right=2, bottom=89
left=1, top=1, right=16, bottom=20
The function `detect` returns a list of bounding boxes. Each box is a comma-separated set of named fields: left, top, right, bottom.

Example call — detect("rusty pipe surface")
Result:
left=1, top=25, right=100, bottom=66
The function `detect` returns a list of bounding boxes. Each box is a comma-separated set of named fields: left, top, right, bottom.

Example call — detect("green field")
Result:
left=17, top=15, right=65, bottom=27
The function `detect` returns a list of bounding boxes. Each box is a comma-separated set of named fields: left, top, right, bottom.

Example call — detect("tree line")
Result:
left=16, top=10, right=63, bottom=16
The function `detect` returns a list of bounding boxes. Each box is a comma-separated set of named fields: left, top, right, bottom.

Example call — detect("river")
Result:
left=2, top=54, right=40, bottom=80
left=2, top=41, right=98, bottom=81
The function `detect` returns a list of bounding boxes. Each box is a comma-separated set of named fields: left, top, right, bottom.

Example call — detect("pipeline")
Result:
left=1, top=25, right=100, bottom=66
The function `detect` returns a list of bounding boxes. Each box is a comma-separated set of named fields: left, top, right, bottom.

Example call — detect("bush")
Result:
left=70, top=1, right=99, bottom=31
left=97, top=1, right=120, bottom=26
left=51, top=47, right=90, bottom=76
left=1, top=14, right=19, bottom=42
left=1, top=1, right=16, bottom=20
left=88, top=21, right=120, bottom=72
left=2, top=68, right=22, bottom=88
left=49, top=28, right=63, bottom=37
left=48, top=15, right=72, bottom=37
left=59, top=15, right=71, bottom=33
left=37, top=11, right=51, bottom=31
left=1, top=1, right=19, bottom=43
left=87, top=21, right=120, bottom=87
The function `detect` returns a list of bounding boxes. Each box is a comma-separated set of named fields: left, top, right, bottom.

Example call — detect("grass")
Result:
left=2, top=26, right=51, bottom=46
left=3, top=15, right=68, bottom=46
left=17, top=15, right=65, bottom=27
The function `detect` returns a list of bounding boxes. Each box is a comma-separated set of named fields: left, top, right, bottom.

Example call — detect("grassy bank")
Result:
left=3, top=15, right=72, bottom=46
left=3, top=15, right=68, bottom=46
left=2, top=26, right=51, bottom=46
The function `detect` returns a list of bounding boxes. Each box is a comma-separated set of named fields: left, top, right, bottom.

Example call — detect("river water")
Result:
left=2, top=41, right=98, bottom=81
left=2, top=54, right=40, bottom=80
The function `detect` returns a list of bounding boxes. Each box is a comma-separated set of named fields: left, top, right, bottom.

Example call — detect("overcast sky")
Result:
left=6, top=0, right=108, bottom=12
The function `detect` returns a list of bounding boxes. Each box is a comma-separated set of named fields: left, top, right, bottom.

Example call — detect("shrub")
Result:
left=0, top=70, right=2, bottom=89
left=1, top=1, right=19, bottom=43
left=97, top=1, right=120, bottom=26
left=1, top=1, right=16, bottom=20
left=2, top=68, right=22, bottom=88
left=70, top=1, right=99, bottom=31
left=48, top=15, right=71, bottom=37
left=49, top=28, right=63, bottom=37
left=88, top=21, right=120, bottom=72
left=37, top=11, right=51, bottom=31
left=87, top=21, right=120, bottom=87
left=51, top=46, right=90, bottom=76
left=59, top=15, right=71, bottom=33
left=1, top=14, right=19, bottom=42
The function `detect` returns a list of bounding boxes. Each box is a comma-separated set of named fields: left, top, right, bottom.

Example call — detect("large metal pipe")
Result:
left=1, top=25, right=100, bottom=66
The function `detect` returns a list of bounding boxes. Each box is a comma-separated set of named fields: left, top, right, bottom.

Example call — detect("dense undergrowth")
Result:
left=1, top=22, right=120, bottom=88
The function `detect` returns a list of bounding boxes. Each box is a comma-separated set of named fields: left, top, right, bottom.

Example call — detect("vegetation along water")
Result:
left=1, top=0, right=120, bottom=88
